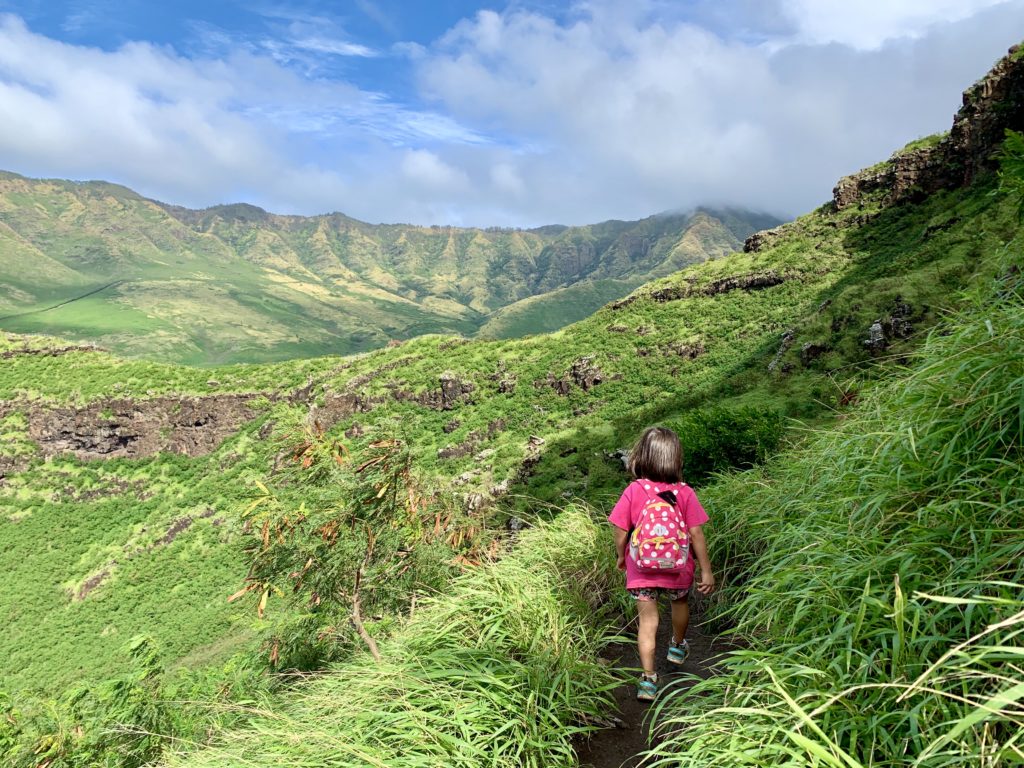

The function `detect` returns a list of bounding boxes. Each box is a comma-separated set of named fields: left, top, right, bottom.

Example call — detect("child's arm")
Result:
left=612, top=526, right=628, bottom=571
left=689, top=525, right=715, bottom=594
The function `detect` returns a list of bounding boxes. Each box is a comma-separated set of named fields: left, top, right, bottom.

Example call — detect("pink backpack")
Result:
left=628, top=482, right=689, bottom=574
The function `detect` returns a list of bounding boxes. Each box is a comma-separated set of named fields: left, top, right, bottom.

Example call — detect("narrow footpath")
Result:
left=577, top=613, right=724, bottom=768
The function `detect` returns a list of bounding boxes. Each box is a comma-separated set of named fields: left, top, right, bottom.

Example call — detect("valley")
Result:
left=0, top=178, right=775, bottom=364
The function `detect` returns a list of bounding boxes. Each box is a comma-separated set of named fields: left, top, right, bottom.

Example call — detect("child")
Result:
left=608, top=426, right=715, bottom=701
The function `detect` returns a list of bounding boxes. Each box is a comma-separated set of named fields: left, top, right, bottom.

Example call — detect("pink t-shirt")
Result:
left=608, top=479, right=709, bottom=590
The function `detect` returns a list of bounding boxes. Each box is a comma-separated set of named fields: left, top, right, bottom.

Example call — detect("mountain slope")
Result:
left=1, top=131, right=1016, bottom=695
left=0, top=181, right=773, bottom=363
left=2, top=41, right=1024, bottom=768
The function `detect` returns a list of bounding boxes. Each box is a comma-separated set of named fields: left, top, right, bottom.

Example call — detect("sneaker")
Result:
left=667, top=639, right=689, bottom=666
left=636, top=674, right=658, bottom=702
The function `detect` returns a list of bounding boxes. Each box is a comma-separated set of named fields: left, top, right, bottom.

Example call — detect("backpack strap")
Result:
left=634, top=479, right=686, bottom=508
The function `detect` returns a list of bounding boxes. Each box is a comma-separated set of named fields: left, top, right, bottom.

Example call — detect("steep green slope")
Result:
left=643, top=260, right=1023, bottom=767
left=147, top=223, right=1023, bottom=768
left=0, top=178, right=771, bottom=363
left=476, top=209, right=781, bottom=339
left=475, top=277, right=639, bottom=339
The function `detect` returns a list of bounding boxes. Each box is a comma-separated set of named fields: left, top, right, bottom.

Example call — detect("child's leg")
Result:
left=670, top=595, right=689, bottom=644
left=637, top=598, right=659, bottom=676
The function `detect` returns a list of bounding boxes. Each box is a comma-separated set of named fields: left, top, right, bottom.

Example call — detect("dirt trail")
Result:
left=0, top=280, right=124, bottom=322
left=577, top=613, right=725, bottom=768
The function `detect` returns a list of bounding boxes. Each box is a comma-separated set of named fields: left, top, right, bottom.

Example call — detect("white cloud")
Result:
left=490, top=162, right=525, bottom=196
left=1, top=4, right=1023, bottom=227
left=0, top=13, right=482, bottom=218
left=283, top=35, right=378, bottom=58
left=781, top=0, right=1013, bottom=49
left=401, top=149, right=469, bottom=190
left=410, top=0, right=1024, bottom=223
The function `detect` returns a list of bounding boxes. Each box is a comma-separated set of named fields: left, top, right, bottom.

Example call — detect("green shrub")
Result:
left=670, top=405, right=785, bottom=483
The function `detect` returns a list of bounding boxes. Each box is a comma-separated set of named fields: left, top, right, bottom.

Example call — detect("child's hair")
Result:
left=628, top=426, right=683, bottom=483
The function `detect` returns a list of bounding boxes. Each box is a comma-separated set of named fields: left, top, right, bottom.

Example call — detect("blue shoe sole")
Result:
left=667, top=646, right=689, bottom=665
left=637, top=681, right=658, bottom=701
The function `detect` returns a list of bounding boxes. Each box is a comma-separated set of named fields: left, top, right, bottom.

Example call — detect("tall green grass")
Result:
left=642, top=262, right=1024, bottom=766
left=161, top=507, right=623, bottom=768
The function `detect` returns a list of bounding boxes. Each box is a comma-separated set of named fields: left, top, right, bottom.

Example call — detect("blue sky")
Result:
left=1, top=1, right=1023, bottom=225
left=5, top=1, right=496, bottom=99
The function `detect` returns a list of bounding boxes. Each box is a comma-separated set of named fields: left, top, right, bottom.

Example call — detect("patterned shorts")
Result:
left=628, top=587, right=689, bottom=602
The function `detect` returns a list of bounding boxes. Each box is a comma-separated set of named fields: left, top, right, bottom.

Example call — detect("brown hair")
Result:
left=627, top=426, right=683, bottom=483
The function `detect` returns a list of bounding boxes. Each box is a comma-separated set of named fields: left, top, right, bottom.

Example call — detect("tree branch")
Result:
left=350, top=530, right=382, bottom=663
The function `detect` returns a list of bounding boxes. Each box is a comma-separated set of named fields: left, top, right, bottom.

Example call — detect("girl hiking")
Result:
left=608, top=426, right=715, bottom=701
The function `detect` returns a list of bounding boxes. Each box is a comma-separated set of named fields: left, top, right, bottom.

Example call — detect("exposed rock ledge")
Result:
left=17, top=394, right=267, bottom=462
left=832, top=45, right=1024, bottom=211
left=1, top=343, right=105, bottom=359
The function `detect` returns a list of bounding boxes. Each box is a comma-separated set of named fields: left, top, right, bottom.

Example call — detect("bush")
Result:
left=670, top=405, right=785, bottom=484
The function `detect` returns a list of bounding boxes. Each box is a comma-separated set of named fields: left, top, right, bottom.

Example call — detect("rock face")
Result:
left=767, top=329, right=796, bottom=373
left=569, top=356, right=604, bottom=391
left=617, top=270, right=788, bottom=309
left=743, top=226, right=787, bottom=254
left=864, top=300, right=917, bottom=353
left=439, top=373, right=476, bottom=410
left=833, top=45, right=1024, bottom=210
left=1, top=343, right=104, bottom=359
left=667, top=341, right=705, bottom=359
left=537, top=356, right=605, bottom=396
left=703, top=270, right=786, bottom=296
left=864, top=321, right=887, bottom=352
left=26, top=394, right=265, bottom=461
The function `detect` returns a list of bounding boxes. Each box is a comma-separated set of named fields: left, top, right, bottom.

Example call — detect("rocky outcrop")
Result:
left=767, top=329, right=796, bottom=373
left=615, top=270, right=788, bottom=309
left=800, top=342, right=828, bottom=365
left=26, top=394, right=266, bottom=461
left=1, top=343, right=104, bottom=359
left=439, top=373, right=476, bottom=409
left=666, top=341, right=705, bottom=359
left=864, top=300, right=917, bottom=353
left=703, top=270, right=786, bottom=296
left=743, top=225, right=787, bottom=254
left=569, top=356, right=604, bottom=391
left=387, top=373, right=477, bottom=411
left=536, top=356, right=605, bottom=396
left=437, top=418, right=507, bottom=461
left=649, top=285, right=689, bottom=303
left=0, top=454, right=27, bottom=481
left=833, top=44, right=1024, bottom=210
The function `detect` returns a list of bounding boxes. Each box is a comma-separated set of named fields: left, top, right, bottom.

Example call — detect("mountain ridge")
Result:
left=0, top=174, right=776, bottom=363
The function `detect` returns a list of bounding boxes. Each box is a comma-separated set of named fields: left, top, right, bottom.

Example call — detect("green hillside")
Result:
left=0, top=179, right=771, bottom=364
left=2, top=43, right=1023, bottom=768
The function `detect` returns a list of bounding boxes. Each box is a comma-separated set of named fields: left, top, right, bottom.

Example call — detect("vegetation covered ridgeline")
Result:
left=0, top=172, right=773, bottom=363
left=0, top=330, right=339, bottom=404
left=643, top=254, right=1024, bottom=767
